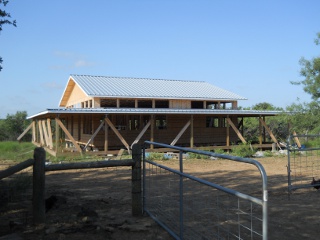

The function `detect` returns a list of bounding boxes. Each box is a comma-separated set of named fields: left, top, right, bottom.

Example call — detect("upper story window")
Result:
left=101, top=99, right=117, bottom=108
left=138, top=100, right=152, bottom=108
left=120, top=99, right=135, bottom=108
left=155, top=100, right=169, bottom=108
left=191, top=101, right=204, bottom=109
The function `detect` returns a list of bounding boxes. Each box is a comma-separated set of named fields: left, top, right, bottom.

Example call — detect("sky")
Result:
left=0, top=0, right=319, bottom=118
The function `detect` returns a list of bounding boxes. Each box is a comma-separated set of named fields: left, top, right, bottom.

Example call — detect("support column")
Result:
left=190, top=115, right=194, bottom=148
left=150, top=115, right=154, bottom=149
left=55, top=118, right=60, bottom=153
left=104, top=117, right=108, bottom=152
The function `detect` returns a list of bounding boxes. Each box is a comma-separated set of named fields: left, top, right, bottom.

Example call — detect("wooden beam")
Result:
left=131, top=120, right=151, bottom=149
left=47, top=119, right=53, bottom=149
left=226, top=118, right=247, bottom=144
left=105, top=117, right=130, bottom=152
left=226, top=120, right=230, bottom=146
left=41, top=120, right=50, bottom=148
left=83, top=120, right=105, bottom=151
left=45, top=159, right=135, bottom=171
left=171, top=120, right=191, bottom=146
left=190, top=115, right=194, bottom=148
left=259, top=117, right=278, bottom=144
left=293, top=131, right=301, bottom=148
left=55, top=118, right=60, bottom=153
left=259, top=117, right=262, bottom=145
left=56, top=118, right=82, bottom=153
left=17, top=122, right=33, bottom=141
left=32, top=121, right=36, bottom=142
left=0, top=158, right=34, bottom=180
left=150, top=115, right=154, bottom=149
left=38, top=121, right=45, bottom=146
left=104, top=117, right=108, bottom=152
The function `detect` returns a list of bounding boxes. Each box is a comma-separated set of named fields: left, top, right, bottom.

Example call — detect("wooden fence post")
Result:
left=131, top=144, right=142, bottom=216
left=33, top=147, right=46, bottom=224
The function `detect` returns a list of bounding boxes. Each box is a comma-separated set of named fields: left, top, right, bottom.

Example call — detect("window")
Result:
left=128, top=115, right=140, bottom=130
left=206, top=117, right=226, bottom=128
left=155, top=115, right=167, bottom=129
left=191, top=101, right=204, bottom=109
left=155, top=100, right=169, bottom=108
left=138, top=100, right=152, bottom=108
left=142, top=116, right=150, bottom=127
left=115, top=115, right=126, bottom=130
left=120, top=99, right=135, bottom=108
left=83, top=115, right=92, bottom=134
left=206, top=117, right=219, bottom=128
left=101, top=99, right=117, bottom=108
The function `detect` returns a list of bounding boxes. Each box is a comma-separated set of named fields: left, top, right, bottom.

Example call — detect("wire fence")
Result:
left=143, top=141, right=268, bottom=240
left=287, top=134, right=320, bottom=194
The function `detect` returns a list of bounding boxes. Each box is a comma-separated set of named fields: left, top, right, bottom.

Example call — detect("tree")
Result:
left=0, top=111, right=31, bottom=141
left=291, top=32, right=320, bottom=100
left=0, top=0, right=16, bottom=71
left=242, top=102, right=287, bottom=143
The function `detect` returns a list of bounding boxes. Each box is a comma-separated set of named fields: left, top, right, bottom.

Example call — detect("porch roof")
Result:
left=28, top=107, right=283, bottom=119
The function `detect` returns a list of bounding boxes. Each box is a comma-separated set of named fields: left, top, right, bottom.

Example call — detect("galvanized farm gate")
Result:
left=287, top=134, right=320, bottom=194
left=142, top=141, right=268, bottom=240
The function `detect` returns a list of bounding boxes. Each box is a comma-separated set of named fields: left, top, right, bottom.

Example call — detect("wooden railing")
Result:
left=0, top=144, right=142, bottom=224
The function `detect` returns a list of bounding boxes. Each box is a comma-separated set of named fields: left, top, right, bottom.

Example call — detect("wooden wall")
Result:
left=64, top=114, right=239, bottom=150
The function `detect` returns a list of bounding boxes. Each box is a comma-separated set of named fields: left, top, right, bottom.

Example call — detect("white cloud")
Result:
left=50, top=51, right=96, bottom=70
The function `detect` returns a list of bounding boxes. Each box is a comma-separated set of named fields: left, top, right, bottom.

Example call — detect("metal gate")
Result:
left=143, top=141, right=268, bottom=240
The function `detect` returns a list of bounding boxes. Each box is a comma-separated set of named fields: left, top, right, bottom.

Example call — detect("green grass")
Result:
left=0, top=141, right=35, bottom=161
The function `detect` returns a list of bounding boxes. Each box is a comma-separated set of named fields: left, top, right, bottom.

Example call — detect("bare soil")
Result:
left=1, top=156, right=320, bottom=240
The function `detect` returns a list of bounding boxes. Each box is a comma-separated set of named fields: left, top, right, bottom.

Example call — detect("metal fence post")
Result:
left=132, top=144, right=142, bottom=216
left=33, top=147, right=46, bottom=224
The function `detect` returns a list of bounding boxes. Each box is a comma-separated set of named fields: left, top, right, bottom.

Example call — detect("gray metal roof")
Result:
left=69, top=74, right=247, bottom=101
left=28, top=108, right=282, bottom=119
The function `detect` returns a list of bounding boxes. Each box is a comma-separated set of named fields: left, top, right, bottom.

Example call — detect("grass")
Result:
left=0, top=141, right=35, bottom=162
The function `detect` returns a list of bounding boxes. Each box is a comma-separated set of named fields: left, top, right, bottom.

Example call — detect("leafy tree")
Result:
left=0, top=111, right=31, bottom=141
left=291, top=32, right=320, bottom=100
left=285, top=101, right=320, bottom=135
left=242, top=102, right=287, bottom=143
left=0, top=0, right=16, bottom=71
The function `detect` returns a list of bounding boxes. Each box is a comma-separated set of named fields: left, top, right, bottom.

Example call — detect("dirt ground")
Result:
left=1, top=155, right=320, bottom=240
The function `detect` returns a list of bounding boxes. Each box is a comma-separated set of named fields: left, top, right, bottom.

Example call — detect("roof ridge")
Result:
left=70, top=74, right=205, bottom=83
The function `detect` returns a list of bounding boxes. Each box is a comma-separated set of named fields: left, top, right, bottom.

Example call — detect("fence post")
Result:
left=132, top=144, right=142, bottom=216
left=33, top=147, right=46, bottom=224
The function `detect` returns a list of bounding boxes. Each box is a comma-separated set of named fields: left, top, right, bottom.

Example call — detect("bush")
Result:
left=231, top=143, right=256, bottom=158
left=145, top=152, right=170, bottom=161
left=187, top=152, right=210, bottom=159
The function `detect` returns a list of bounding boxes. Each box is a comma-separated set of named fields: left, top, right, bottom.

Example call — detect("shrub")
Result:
left=231, top=143, right=256, bottom=158
left=145, top=152, right=170, bottom=161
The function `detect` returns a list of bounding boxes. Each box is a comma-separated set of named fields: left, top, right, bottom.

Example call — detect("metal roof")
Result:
left=28, top=108, right=282, bottom=119
left=68, top=74, right=247, bottom=101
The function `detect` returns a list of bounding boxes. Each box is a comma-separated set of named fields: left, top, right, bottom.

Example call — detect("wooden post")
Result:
left=33, top=147, right=46, bottom=224
left=131, top=144, right=142, bottom=216
left=190, top=115, right=194, bottom=148
left=105, top=119, right=109, bottom=152
left=226, top=120, right=230, bottom=147
left=150, top=115, right=154, bottom=149
left=55, top=119, right=60, bottom=154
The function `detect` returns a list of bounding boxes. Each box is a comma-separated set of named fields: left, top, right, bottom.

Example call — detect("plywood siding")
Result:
left=65, top=84, right=92, bottom=107
left=170, top=100, right=191, bottom=109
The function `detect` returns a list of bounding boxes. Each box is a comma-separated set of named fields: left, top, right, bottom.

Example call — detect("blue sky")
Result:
left=0, top=0, right=319, bottom=118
